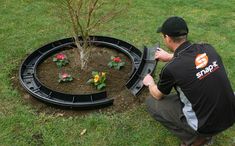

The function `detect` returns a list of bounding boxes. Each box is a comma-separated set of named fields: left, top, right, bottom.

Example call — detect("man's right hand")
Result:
left=155, top=48, right=173, bottom=62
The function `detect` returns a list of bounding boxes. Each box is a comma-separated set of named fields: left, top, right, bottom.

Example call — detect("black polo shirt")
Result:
left=157, top=41, right=235, bottom=134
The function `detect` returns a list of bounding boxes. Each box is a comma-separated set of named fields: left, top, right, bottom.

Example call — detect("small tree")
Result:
left=62, top=0, right=128, bottom=70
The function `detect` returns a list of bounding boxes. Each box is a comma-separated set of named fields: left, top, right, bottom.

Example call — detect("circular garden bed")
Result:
left=18, top=36, right=150, bottom=113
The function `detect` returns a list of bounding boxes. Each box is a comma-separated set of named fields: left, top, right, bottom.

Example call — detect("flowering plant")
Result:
left=87, top=71, right=106, bottom=90
left=53, top=53, right=69, bottom=68
left=108, top=56, right=125, bottom=70
left=58, top=73, right=73, bottom=83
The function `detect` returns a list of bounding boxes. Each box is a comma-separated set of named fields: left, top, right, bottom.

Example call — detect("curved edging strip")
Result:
left=19, top=36, right=142, bottom=109
left=126, top=45, right=158, bottom=96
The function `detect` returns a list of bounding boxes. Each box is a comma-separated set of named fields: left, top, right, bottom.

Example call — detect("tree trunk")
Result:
left=80, top=49, right=87, bottom=70
left=73, top=36, right=91, bottom=70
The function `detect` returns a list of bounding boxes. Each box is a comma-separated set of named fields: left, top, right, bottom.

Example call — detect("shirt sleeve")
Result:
left=157, top=66, right=175, bottom=95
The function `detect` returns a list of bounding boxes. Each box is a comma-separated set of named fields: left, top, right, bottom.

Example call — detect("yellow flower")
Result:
left=93, top=75, right=100, bottom=83
left=101, top=72, right=106, bottom=77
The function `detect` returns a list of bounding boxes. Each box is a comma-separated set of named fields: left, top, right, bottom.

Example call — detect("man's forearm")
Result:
left=148, top=83, right=164, bottom=100
left=167, top=53, right=174, bottom=62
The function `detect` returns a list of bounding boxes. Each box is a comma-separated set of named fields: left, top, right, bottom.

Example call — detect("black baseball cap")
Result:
left=157, top=16, right=189, bottom=37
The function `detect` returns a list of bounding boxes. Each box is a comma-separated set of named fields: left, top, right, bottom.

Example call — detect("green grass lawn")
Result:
left=0, top=0, right=234, bottom=145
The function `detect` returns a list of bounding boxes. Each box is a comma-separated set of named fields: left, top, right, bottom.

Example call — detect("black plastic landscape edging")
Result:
left=19, top=36, right=142, bottom=109
left=126, top=45, right=158, bottom=96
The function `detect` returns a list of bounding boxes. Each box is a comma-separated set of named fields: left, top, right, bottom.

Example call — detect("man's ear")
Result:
left=165, top=35, right=171, bottom=43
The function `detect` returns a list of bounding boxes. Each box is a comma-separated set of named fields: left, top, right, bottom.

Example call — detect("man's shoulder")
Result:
left=162, top=42, right=217, bottom=72
left=161, top=57, right=180, bottom=74
left=192, top=42, right=215, bottom=49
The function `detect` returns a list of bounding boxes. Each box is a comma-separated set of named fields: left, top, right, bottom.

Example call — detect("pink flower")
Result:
left=113, top=57, right=121, bottom=63
left=62, top=73, right=69, bottom=79
left=56, top=53, right=66, bottom=60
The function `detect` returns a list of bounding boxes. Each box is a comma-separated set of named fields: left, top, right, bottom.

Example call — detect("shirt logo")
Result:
left=195, top=53, right=208, bottom=69
left=195, top=53, right=220, bottom=80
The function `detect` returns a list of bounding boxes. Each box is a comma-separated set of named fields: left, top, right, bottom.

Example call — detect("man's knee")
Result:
left=145, top=97, right=162, bottom=117
left=145, top=97, right=157, bottom=110
left=145, top=96, right=168, bottom=112
left=145, top=95, right=182, bottom=122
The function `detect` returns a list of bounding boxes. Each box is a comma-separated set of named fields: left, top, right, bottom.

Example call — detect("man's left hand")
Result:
left=143, top=74, right=155, bottom=86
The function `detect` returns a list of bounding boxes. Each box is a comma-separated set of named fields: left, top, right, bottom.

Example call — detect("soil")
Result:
left=37, top=47, right=133, bottom=95
left=12, top=47, right=150, bottom=116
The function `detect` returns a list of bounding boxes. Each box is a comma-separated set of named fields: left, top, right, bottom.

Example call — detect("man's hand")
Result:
left=143, top=74, right=164, bottom=100
left=155, top=48, right=173, bottom=62
left=143, top=74, right=155, bottom=86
